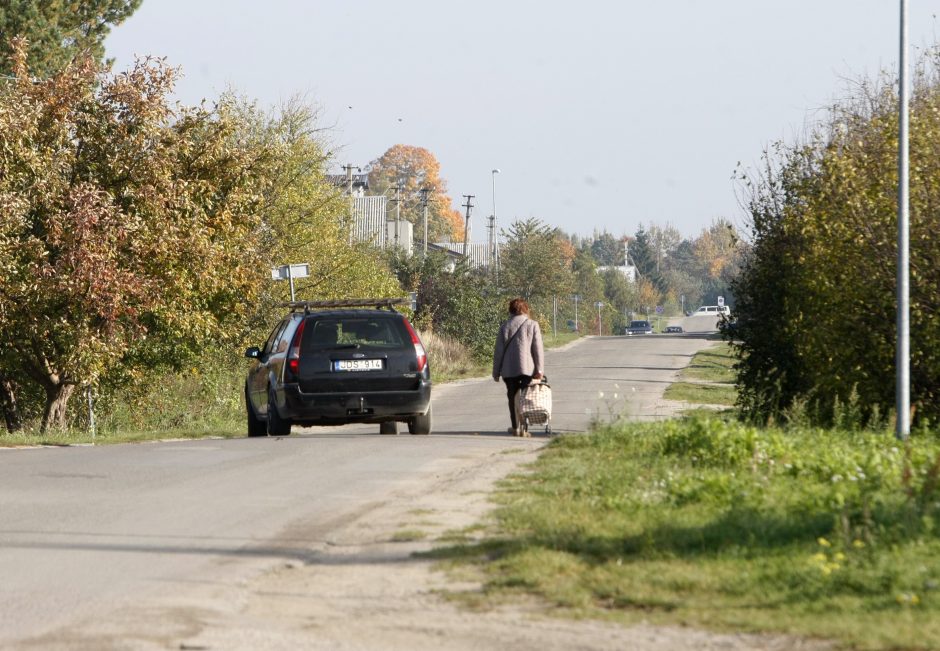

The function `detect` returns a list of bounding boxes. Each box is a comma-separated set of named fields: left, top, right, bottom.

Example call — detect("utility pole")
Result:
left=343, top=163, right=359, bottom=245
left=462, top=195, right=475, bottom=258
left=420, top=187, right=432, bottom=258
left=343, top=163, right=357, bottom=195
left=389, top=180, right=404, bottom=249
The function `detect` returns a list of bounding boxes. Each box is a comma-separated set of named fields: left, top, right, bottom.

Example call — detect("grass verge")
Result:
left=680, top=343, right=736, bottom=383
left=426, top=419, right=940, bottom=649
left=664, top=382, right=737, bottom=406
left=545, top=331, right=582, bottom=349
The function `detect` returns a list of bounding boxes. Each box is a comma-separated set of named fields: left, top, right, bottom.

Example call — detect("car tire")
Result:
left=246, top=387, right=266, bottom=437
left=379, top=421, right=398, bottom=435
left=409, top=404, right=432, bottom=435
left=267, top=389, right=292, bottom=436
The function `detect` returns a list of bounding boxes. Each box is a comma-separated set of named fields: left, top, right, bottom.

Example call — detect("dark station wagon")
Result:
left=244, top=298, right=432, bottom=437
left=625, top=320, right=654, bottom=336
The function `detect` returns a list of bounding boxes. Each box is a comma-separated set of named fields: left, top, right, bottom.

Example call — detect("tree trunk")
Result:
left=41, top=383, right=75, bottom=432
left=0, top=374, right=22, bottom=433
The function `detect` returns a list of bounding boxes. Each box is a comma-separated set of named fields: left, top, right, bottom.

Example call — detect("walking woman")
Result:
left=492, top=298, right=544, bottom=436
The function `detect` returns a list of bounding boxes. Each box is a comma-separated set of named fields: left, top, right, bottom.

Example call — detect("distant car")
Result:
left=244, top=298, right=432, bottom=437
left=664, top=325, right=684, bottom=334
left=693, top=305, right=731, bottom=316
left=625, top=320, right=653, bottom=336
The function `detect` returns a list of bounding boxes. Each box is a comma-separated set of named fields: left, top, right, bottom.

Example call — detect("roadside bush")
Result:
left=388, top=251, right=503, bottom=361
left=419, top=330, right=482, bottom=381
left=732, top=48, right=940, bottom=426
left=92, top=351, right=245, bottom=434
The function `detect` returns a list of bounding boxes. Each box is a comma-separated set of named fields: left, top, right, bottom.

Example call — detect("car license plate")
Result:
left=334, top=359, right=383, bottom=372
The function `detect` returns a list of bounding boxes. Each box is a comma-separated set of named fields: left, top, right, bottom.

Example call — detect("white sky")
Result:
left=105, top=1, right=939, bottom=240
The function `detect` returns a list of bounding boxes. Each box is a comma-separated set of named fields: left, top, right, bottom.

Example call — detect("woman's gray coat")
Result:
left=492, top=315, right=545, bottom=380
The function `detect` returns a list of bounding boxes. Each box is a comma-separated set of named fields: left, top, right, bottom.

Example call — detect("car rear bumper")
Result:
left=278, top=381, right=432, bottom=424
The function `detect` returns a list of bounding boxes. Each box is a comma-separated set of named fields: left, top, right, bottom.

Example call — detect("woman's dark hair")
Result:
left=509, top=298, right=530, bottom=316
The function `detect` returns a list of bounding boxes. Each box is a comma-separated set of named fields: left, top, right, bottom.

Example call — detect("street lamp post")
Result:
left=492, top=169, right=500, bottom=283
left=553, top=296, right=558, bottom=339
left=897, top=0, right=911, bottom=439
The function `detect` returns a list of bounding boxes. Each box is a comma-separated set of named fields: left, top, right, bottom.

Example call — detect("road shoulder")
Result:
left=166, top=440, right=825, bottom=651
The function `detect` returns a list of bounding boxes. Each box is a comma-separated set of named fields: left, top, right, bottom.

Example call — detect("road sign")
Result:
left=594, top=301, right=604, bottom=308
left=717, top=295, right=725, bottom=307
left=655, top=305, right=664, bottom=314
left=271, top=264, right=310, bottom=280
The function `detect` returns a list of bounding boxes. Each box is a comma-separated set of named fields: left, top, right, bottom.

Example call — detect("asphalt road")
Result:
left=0, top=328, right=718, bottom=648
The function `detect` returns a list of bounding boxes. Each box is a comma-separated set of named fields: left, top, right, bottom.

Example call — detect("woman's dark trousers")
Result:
left=503, top=375, right=533, bottom=429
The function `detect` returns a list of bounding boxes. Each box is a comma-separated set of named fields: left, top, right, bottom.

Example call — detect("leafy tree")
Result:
left=387, top=250, right=502, bottom=360
left=0, top=0, right=141, bottom=77
left=600, top=267, right=638, bottom=332
left=0, top=44, right=270, bottom=430
left=635, top=278, right=662, bottom=318
left=589, top=230, right=624, bottom=266
left=647, top=223, right=683, bottom=275
left=220, top=95, right=401, bottom=319
left=367, top=144, right=464, bottom=242
left=629, top=225, right=665, bottom=291
left=0, top=44, right=401, bottom=432
left=500, top=218, right=574, bottom=308
left=691, top=218, right=743, bottom=305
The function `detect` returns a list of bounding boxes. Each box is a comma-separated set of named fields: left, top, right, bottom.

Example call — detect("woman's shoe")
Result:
left=508, top=427, right=519, bottom=436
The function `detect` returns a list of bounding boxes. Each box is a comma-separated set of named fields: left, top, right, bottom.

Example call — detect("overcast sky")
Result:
left=105, top=1, right=939, bottom=240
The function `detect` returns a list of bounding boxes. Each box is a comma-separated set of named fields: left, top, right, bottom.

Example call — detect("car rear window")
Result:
left=301, top=316, right=408, bottom=352
left=630, top=321, right=650, bottom=328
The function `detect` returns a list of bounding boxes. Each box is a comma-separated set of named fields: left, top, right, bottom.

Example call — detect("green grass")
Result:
left=434, top=362, right=489, bottom=384
left=0, top=423, right=243, bottom=448
left=663, top=343, right=738, bottom=406
left=427, top=419, right=940, bottom=650
left=545, top=331, right=582, bottom=349
left=664, top=382, right=737, bottom=406
left=681, top=343, right=736, bottom=383
left=391, top=528, right=429, bottom=542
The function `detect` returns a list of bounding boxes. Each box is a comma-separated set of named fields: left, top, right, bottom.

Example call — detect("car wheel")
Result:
left=409, top=404, right=432, bottom=435
left=246, top=387, right=266, bottom=437
left=267, top=389, right=292, bottom=436
left=379, top=421, right=398, bottom=435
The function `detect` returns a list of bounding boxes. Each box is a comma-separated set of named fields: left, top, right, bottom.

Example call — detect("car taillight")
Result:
left=402, top=317, right=427, bottom=373
left=287, top=318, right=307, bottom=376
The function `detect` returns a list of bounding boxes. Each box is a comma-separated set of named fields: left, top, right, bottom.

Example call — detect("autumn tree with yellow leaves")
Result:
left=0, top=42, right=399, bottom=431
left=367, top=144, right=464, bottom=242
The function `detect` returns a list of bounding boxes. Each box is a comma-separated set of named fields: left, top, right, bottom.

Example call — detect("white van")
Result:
left=694, top=305, right=730, bottom=316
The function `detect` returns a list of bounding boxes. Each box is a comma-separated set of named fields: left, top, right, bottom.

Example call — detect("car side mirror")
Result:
left=245, top=346, right=262, bottom=359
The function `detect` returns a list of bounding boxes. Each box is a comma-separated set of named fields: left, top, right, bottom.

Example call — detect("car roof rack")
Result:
left=282, top=297, right=409, bottom=314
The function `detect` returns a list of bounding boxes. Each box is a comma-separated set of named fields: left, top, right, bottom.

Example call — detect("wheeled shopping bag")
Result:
left=514, top=377, right=553, bottom=436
